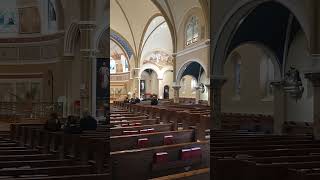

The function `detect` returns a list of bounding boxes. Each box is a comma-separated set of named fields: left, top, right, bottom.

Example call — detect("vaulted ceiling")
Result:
left=110, top=0, right=208, bottom=58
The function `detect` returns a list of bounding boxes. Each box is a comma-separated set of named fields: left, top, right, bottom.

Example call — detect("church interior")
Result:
left=0, top=0, right=318, bottom=180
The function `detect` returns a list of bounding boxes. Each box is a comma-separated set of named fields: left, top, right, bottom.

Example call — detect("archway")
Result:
left=212, top=1, right=309, bottom=77
left=140, top=69, right=159, bottom=99
left=177, top=61, right=208, bottom=102
left=163, top=85, right=170, bottom=99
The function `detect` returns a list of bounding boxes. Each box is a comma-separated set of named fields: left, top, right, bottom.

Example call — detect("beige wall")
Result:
left=222, top=43, right=280, bottom=115
left=286, top=31, right=314, bottom=122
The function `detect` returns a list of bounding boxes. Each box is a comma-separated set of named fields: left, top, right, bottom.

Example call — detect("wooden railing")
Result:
left=0, top=102, right=63, bottom=122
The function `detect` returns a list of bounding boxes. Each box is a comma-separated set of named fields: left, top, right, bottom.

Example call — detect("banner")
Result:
left=96, top=58, right=109, bottom=118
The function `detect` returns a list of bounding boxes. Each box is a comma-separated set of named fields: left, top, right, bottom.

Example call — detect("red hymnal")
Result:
left=163, top=135, right=174, bottom=145
left=154, top=152, right=168, bottom=163
left=137, top=138, right=149, bottom=148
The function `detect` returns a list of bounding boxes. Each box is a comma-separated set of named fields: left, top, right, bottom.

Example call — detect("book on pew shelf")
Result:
left=154, top=152, right=169, bottom=164
left=138, top=138, right=149, bottom=148
left=163, top=135, right=174, bottom=145
left=181, top=149, right=192, bottom=160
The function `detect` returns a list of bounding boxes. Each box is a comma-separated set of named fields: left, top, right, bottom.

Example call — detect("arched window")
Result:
left=260, top=57, right=275, bottom=99
left=186, top=16, right=199, bottom=46
left=234, top=59, right=241, bottom=97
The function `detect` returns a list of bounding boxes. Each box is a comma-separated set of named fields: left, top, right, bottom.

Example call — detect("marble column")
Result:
left=172, top=85, right=181, bottom=104
left=211, top=77, right=227, bottom=130
left=205, top=84, right=210, bottom=106
left=305, top=72, right=320, bottom=140
left=271, top=81, right=287, bottom=135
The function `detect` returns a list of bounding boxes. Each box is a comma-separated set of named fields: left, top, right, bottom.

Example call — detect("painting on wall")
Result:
left=96, top=58, right=110, bottom=118
left=19, top=7, right=41, bottom=34
left=0, top=9, right=18, bottom=33
left=143, top=51, right=173, bottom=69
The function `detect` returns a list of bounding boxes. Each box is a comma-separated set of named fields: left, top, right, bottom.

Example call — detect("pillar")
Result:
left=211, top=76, right=227, bottom=130
left=172, top=85, right=181, bottom=104
left=271, top=81, right=287, bottom=135
left=195, top=86, right=201, bottom=104
left=305, top=72, right=320, bottom=140
left=205, top=84, right=210, bottom=106
left=79, top=0, right=96, bottom=116
left=132, top=68, right=140, bottom=98
left=158, top=79, right=164, bottom=99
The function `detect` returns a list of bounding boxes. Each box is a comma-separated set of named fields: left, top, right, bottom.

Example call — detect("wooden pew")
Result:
left=111, top=141, right=209, bottom=180
left=110, top=129, right=195, bottom=151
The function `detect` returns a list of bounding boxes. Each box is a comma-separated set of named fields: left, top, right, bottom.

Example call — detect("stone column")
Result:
left=305, top=72, right=320, bottom=140
left=211, top=76, right=227, bottom=130
left=79, top=23, right=96, bottom=116
left=132, top=68, right=140, bottom=98
left=205, top=84, right=210, bottom=106
left=158, top=79, right=164, bottom=99
left=195, top=86, right=201, bottom=104
left=172, top=85, right=181, bottom=104
left=62, top=56, right=74, bottom=116
left=270, top=81, right=287, bottom=135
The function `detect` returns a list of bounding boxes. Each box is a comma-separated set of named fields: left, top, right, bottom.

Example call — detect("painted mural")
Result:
left=143, top=51, right=173, bottom=69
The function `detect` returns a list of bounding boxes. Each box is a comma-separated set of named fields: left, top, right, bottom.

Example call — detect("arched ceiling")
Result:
left=110, top=0, right=208, bottom=58
left=111, top=0, right=161, bottom=57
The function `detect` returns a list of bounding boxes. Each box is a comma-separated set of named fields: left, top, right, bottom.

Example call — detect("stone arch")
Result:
left=211, top=0, right=310, bottom=77
left=177, top=59, right=207, bottom=84
left=95, top=26, right=109, bottom=57
left=64, top=22, right=80, bottom=56
left=139, top=64, right=160, bottom=79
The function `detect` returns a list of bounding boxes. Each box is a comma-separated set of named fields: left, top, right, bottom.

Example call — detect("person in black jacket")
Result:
left=151, top=96, right=158, bottom=105
left=44, top=112, right=61, bottom=131
left=80, top=111, right=97, bottom=130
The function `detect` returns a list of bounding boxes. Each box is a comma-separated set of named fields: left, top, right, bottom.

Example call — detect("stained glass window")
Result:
left=186, top=16, right=199, bottom=46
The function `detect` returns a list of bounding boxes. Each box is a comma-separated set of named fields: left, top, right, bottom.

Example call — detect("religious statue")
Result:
left=99, top=61, right=109, bottom=89
left=283, top=66, right=304, bottom=101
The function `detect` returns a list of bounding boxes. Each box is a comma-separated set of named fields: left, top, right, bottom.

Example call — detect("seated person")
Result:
left=151, top=96, right=158, bottom=105
left=64, top=115, right=82, bottom=134
left=124, top=97, right=129, bottom=103
left=44, top=112, right=61, bottom=131
left=80, top=111, right=97, bottom=131
left=135, top=97, right=141, bottom=103
left=130, top=98, right=136, bottom=104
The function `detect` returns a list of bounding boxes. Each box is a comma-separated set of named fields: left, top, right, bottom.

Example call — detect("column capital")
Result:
left=172, top=85, right=181, bottom=90
left=211, top=76, right=227, bottom=89
left=78, top=22, right=96, bottom=31
left=305, top=72, right=320, bottom=87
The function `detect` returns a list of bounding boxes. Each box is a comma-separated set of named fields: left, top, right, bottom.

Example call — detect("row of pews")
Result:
left=115, top=101, right=318, bottom=180
left=212, top=130, right=320, bottom=180
left=110, top=104, right=210, bottom=180
left=0, top=124, right=110, bottom=179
